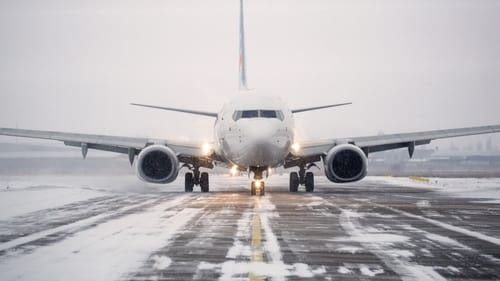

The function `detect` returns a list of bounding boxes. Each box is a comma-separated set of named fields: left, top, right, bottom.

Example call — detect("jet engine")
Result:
left=136, top=145, right=179, bottom=184
left=323, top=144, right=367, bottom=183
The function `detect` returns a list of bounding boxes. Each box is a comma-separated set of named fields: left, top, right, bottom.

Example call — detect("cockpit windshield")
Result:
left=233, top=110, right=284, bottom=121
left=241, top=110, right=259, bottom=118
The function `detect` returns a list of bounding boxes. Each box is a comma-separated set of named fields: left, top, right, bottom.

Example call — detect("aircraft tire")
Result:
left=290, top=172, right=299, bottom=192
left=185, top=172, right=194, bottom=192
left=200, top=172, right=209, bottom=192
left=305, top=172, right=314, bottom=192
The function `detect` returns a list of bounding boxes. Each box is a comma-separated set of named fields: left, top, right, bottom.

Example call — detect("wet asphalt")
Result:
left=0, top=177, right=499, bottom=280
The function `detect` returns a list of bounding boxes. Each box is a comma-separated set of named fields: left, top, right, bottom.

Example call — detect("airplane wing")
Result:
left=0, top=127, right=211, bottom=164
left=292, top=124, right=500, bottom=158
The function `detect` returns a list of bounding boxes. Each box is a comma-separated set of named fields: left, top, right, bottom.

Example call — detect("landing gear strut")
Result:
left=184, top=166, right=209, bottom=193
left=250, top=166, right=266, bottom=196
left=289, top=163, right=315, bottom=192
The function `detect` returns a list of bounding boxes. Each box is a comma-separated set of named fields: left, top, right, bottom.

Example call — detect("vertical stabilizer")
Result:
left=239, top=0, right=250, bottom=91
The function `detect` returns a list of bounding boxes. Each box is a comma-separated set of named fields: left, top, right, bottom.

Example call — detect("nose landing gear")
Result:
left=250, top=180, right=265, bottom=196
left=249, top=166, right=267, bottom=196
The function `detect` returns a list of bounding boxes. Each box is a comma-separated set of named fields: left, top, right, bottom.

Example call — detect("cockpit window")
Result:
left=241, top=110, right=259, bottom=118
left=260, top=110, right=277, bottom=118
left=232, top=110, right=284, bottom=121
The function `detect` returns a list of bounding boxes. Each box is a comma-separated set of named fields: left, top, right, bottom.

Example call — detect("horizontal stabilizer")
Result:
left=291, top=102, right=352, bottom=114
left=131, top=103, right=218, bottom=118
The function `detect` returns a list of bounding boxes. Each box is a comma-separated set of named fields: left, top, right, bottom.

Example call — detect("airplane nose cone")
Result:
left=245, top=123, right=276, bottom=142
left=236, top=121, right=290, bottom=166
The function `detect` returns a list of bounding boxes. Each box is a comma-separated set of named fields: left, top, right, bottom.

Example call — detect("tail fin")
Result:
left=239, top=0, right=250, bottom=91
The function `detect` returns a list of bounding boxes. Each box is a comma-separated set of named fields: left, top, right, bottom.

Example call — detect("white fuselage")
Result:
left=214, top=94, right=295, bottom=169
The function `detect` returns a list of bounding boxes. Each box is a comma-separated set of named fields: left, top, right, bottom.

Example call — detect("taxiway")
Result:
left=0, top=175, right=499, bottom=280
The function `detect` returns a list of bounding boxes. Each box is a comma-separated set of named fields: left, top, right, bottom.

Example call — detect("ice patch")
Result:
left=306, top=201, right=323, bottom=207
left=360, top=265, right=384, bottom=277
left=226, top=240, right=251, bottom=259
left=197, top=261, right=326, bottom=280
left=342, top=209, right=365, bottom=218
left=402, top=265, right=447, bottom=281
left=420, top=248, right=433, bottom=256
left=433, top=266, right=461, bottom=274
left=425, top=233, right=471, bottom=250
left=151, top=255, right=172, bottom=270
left=417, top=200, right=431, bottom=208
left=336, top=233, right=409, bottom=244
left=338, top=266, right=352, bottom=274
left=335, top=246, right=363, bottom=254
left=387, top=250, right=414, bottom=258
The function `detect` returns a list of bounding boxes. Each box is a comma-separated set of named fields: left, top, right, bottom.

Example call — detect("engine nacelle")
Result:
left=324, top=144, right=367, bottom=183
left=136, top=145, right=179, bottom=184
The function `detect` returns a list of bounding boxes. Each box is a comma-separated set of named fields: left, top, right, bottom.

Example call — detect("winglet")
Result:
left=239, top=0, right=250, bottom=91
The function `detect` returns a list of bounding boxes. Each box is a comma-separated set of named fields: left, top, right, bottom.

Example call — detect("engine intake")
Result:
left=136, top=145, right=179, bottom=184
left=324, top=144, right=367, bottom=183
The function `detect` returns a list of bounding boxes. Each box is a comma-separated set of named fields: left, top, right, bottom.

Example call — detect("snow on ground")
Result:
left=0, top=186, right=106, bottom=220
left=338, top=208, right=447, bottom=280
left=365, top=176, right=500, bottom=202
left=0, top=174, right=158, bottom=220
left=0, top=174, right=164, bottom=194
left=0, top=196, right=198, bottom=281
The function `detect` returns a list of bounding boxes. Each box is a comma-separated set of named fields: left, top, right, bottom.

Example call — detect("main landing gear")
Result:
left=289, top=164, right=315, bottom=193
left=184, top=167, right=209, bottom=193
left=249, top=166, right=267, bottom=196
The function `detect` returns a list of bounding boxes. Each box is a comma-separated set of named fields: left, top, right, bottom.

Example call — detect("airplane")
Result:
left=1, top=0, right=500, bottom=196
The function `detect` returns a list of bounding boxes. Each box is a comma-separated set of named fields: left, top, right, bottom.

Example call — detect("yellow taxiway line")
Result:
left=249, top=197, right=263, bottom=281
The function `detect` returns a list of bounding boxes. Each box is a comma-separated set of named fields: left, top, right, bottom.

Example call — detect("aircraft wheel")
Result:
left=305, top=172, right=314, bottom=192
left=289, top=172, right=299, bottom=192
left=200, top=172, right=209, bottom=192
left=260, top=182, right=265, bottom=196
left=250, top=181, right=256, bottom=196
left=185, top=172, right=194, bottom=192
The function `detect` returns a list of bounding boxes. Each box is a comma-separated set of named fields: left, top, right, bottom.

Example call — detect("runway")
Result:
left=0, top=175, right=500, bottom=280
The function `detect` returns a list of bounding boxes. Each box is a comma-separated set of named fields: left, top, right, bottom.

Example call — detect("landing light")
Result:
left=202, top=143, right=213, bottom=155
left=255, top=180, right=262, bottom=188
left=230, top=165, right=239, bottom=176
left=291, top=143, right=301, bottom=153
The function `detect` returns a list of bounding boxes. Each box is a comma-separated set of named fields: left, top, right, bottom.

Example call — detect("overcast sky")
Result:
left=0, top=0, right=499, bottom=150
